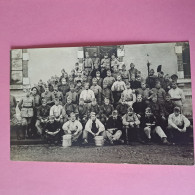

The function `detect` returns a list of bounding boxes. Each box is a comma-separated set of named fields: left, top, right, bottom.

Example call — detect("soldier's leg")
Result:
left=112, top=130, right=122, bottom=141
left=106, top=131, right=113, bottom=141
left=35, top=120, right=42, bottom=135
left=144, top=127, right=151, bottom=140
left=72, top=131, right=82, bottom=142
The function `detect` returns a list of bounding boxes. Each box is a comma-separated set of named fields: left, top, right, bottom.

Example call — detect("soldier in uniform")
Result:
left=83, top=52, right=93, bottom=73
left=35, top=98, right=50, bottom=137
left=18, top=88, right=35, bottom=138
left=120, top=64, right=130, bottom=84
left=101, top=53, right=110, bottom=69
left=41, top=85, right=54, bottom=106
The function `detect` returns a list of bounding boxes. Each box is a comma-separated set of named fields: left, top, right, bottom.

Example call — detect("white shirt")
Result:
left=168, top=87, right=185, bottom=102
left=168, top=113, right=190, bottom=129
left=62, top=120, right=83, bottom=132
left=50, top=105, right=64, bottom=118
left=85, top=118, right=105, bottom=133
left=80, top=89, right=95, bottom=102
left=111, top=81, right=127, bottom=92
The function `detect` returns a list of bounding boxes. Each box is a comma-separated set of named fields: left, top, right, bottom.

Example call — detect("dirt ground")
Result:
left=10, top=143, right=194, bottom=165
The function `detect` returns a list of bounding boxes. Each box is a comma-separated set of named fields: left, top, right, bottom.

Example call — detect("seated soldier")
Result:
left=101, top=63, right=112, bottom=79
left=78, top=98, right=89, bottom=127
left=122, top=107, right=143, bottom=144
left=136, top=81, right=151, bottom=105
left=68, top=75, right=75, bottom=87
left=167, top=106, right=191, bottom=144
left=101, top=82, right=114, bottom=104
left=146, top=69, right=158, bottom=89
left=75, top=80, right=84, bottom=97
left=44, top=115, right=61, bottom=145
left=106, top=110, right=124, bottom=144
left=35, top=98, right=50, bottom=137
left=52, top=85, right=64, bottom=105
left=62, top=112, right=83, bottom=144
left=141, top=107, right=169, bottom=144
left=100, top=98, right=114, bottom=119
left=111, top=75, right=127, bottom=104
left=37, top=80, right=45, bottom=95
left=41, top=85, right=54, bottom=106
left=116, top=97, right=129, bottom=117
left=95, top=71, right=103, bottom=87
left=129, top=63, right=139, bottom=81
left=82, top=112, right=106, bottom=145
left=112, top=65, right=120, bottom=80
left=64, top=96, right=78, bottom=122
left=131, top=72, right=142, bottom=89
left=163, top=92, right=174, bottom=114
left=50, top=98, right=65, bottom=125
left=89, top=98, right=100, bottom=117
left=168, top=81, right=185, bottom=112
left=132, top=94, right=147, bottom=119
left=74, top=70, right=83, bottom=83
left=90, top=78, right=102, bottom=105
left=58, top=77, right=70, bottom=98
left=120, top=82, right=136, bottom=107
left=149, top=94, right=166, bottom=125
left=151, top=80, right=166, bottom=105
left=80, top=82, right=95, bottom=109
left=162, top=74, right=171, bottom=92
left=65, top=84, right=79, bottom=105
left=103, top=70, right=115, bottom=89
left=110, top=53, right=119, bottom=68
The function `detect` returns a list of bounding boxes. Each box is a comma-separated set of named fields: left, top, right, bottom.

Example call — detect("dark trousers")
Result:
left=166, top=126, right=192, bottom=144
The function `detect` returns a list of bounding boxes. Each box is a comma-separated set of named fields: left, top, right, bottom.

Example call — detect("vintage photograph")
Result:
left=10, top=42, right=194, bottom=165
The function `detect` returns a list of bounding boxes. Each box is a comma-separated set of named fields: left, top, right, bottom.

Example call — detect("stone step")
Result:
left=11, top=138, right=46, bottom=145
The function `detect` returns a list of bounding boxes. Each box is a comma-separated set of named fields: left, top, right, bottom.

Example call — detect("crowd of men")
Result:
left=10, top=52, right=192, bottom=146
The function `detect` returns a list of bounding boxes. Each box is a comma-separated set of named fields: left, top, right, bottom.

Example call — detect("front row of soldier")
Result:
left=14, top=94, right=191, bottom=146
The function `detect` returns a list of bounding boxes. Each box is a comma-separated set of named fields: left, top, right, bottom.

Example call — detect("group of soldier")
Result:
left=10, top=52, right=192, bottom=146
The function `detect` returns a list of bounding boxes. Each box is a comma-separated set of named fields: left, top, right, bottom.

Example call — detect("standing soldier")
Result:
left=83, top=52, right=93, bottom=73
left=18, top=88, right=35, bottom=138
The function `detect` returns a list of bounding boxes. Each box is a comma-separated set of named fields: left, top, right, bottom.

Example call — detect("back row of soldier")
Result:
left=10, top=52, right=192, bottom=146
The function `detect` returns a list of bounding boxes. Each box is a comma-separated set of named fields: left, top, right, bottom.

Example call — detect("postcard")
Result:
left=10, top=42, right=194, bottom=165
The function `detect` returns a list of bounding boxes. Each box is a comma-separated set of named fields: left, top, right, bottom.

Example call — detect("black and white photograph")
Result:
left=10, top=42, right=194, bottom=165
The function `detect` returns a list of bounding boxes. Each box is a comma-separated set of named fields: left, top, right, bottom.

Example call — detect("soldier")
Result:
left=65, top=84, right=79, bottom=105
left=41, top=85, right=54, bottom=106
left=80, top=82, right=95, bottom=109
left=35, top=98, right=50, bottom=137
left=44, top=115, right=61, bottom=145
left=106, top=110, right=124, bottom=144
left=62, top=112, right=83, bottom=144
left=111, top=75, right=127, bottom=104
left=82, top=112, right=106, bottom=145
left=146, top=69, right=158, bottom=89
left=83, top=52, right=93, bottom=73
left=101, top=53, right=110, bottom=69
left=18, top=88, right=35, bottom=138
left=90, top=78, right=102, bottom=105
left=120, top=64, right=130, bottom=84
left=103, top=70, right=116, bottom=89
left=168, top=81, right=185, bottom=112
left=110, top=53, right=120, bottom=68
left=92, top=52, right=100, bottom=71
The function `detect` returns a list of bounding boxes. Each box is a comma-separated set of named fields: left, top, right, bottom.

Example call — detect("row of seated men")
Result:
left=10, top=90, right=191, bottom=146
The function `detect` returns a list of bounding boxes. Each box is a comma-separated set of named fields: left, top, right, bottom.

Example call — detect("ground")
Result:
left=10, top=143, right=194, bottom=165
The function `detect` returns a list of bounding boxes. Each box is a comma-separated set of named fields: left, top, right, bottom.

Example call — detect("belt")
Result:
left=171, top=98, right=182, bottom=101
left=84, top=100, right=92, bottom=103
